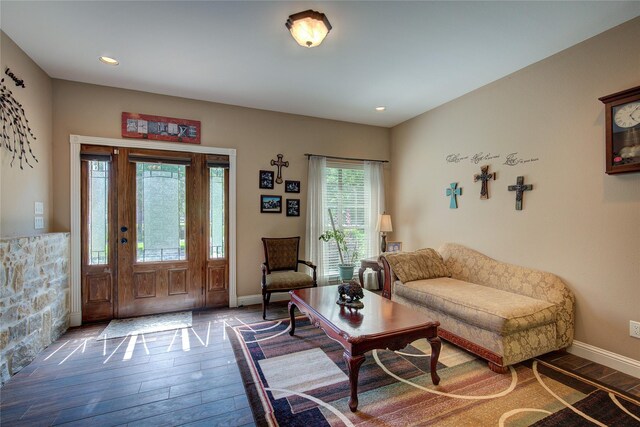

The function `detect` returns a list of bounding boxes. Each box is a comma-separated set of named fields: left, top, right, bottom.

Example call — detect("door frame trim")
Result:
left=70, top=134, right=237, bottom=326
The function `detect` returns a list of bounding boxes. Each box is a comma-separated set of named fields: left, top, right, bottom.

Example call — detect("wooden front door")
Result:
left=80, top=145, right=229, bottom=321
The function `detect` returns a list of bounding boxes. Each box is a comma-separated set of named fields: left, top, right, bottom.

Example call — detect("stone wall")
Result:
left=0, top=233, right=70, bottom=385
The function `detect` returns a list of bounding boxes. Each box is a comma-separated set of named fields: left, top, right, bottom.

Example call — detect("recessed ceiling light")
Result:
left=375, top=106, right=386, bottom=112
left=99, top=56, right=119, bottom=66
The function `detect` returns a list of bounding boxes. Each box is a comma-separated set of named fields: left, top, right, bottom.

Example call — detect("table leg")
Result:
left=358, top=266, right=366, bottom=287
left=428, top=336, right=441, bottom=385
left=288, top=302, right=296, bottom=336
left=343, top=351, right=365, bottom=412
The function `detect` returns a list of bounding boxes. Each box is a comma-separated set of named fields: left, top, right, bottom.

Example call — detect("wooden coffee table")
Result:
left=289, top=285, right=441, bottom=412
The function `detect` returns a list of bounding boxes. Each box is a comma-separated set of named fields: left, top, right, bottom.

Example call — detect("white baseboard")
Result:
left=567, top=340, right=640, bottom=378
left=70, top=312, right=82, bottom=327
left=236, top=293, right=290, bottom=307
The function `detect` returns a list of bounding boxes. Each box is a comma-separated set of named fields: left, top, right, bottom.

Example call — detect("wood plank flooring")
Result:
left=1, top=301, right=638, bottom=426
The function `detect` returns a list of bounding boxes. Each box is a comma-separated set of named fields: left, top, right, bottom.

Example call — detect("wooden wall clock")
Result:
left=599, top=85, right=640, bottom=174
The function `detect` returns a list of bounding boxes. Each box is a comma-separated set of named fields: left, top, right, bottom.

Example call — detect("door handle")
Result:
left=121, top=238, right=128, bottom=244
left=121, top=226, right=128, bottom=232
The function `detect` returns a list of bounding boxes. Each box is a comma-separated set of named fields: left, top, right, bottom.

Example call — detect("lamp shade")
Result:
left=378, top=214, right=393, bottom=233
left=286, top=10, right=332, bottom=48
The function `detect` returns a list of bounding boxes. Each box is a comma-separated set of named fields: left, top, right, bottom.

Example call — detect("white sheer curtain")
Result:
left=365, top=161, right=385, bottom=257
left=305, top=156, right=328, bottom=285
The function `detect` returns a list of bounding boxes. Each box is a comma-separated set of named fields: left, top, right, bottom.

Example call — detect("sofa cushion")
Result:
left=395, top=277, right=557, bottom=335
left=384, top=249, right=450, bottom=283
left=265, top=272, right=314, bottom=291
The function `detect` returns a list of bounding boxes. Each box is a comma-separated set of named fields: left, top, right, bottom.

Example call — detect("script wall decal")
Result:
left=445, top=152, right=539, bottom=166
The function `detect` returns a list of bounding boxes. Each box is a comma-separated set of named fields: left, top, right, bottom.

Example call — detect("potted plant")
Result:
left=319, top=209, right=359, bottom=282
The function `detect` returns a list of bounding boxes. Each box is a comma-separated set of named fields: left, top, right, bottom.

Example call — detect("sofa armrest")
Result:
left=380, top=255, right=398, bottom=299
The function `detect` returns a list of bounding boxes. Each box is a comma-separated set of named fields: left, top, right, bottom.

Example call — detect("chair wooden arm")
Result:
left=261, top=263, right=268, bottom=287
left=297, top=260, right=317, bottom=284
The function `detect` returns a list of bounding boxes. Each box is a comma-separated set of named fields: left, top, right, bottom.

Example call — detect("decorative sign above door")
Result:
left=121, top=112, right=201, bottom=144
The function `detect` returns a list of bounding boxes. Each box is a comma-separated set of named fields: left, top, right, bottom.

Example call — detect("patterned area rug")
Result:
left=97, top=311, right=192, bottom=340
left=229, top=318, right=640, bottom=426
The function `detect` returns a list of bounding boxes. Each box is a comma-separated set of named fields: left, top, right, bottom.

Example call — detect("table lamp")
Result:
left=378, top=213, right=393, bottom=253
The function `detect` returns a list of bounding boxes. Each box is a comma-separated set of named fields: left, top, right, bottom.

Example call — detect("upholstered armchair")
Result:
left=261, top=237, right=317, bottom=319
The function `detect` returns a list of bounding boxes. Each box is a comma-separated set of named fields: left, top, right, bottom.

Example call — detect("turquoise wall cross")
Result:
left=446, top=183, right=462, bottom=209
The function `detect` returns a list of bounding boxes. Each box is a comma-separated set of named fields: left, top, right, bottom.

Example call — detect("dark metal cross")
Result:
left=446, top=183, right=462, bottom=209
left=270, top=154, right=289, bottom=184
left=473, top=165, right=496, bottom=199
left=508, top=176, right=533, bottom=210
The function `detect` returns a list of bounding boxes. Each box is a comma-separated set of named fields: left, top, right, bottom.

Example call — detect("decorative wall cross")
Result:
left=446, top=183, right=462, bottom=209
left=270, top=154, right=289, bottom=184
left=508, top=176, right=533, bottom=210
left=473, top=165, right=496, bottom=199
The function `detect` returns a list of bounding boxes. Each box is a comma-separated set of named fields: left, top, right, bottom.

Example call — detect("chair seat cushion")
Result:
left=395, top=277, right=557, bottom=335
left=265, top=272, right=314, bottom=290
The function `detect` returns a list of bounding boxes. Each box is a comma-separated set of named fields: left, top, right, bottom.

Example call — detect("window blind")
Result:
left=322, top=160, right=371, bottom=280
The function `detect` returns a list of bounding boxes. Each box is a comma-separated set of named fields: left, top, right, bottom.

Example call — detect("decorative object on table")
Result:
left=261, top=236, right=316, bottom=319
left=270, top=153, right=289, bottom=184
left=445, top=182, right=462, bottom=209
left=259, top=170, right=274, bottom=189
left=599, top=85, right=640, bottom=174
left=286, top=199, right=300, bottom=217
left=260, top=195, right=282, bottom=213
left=378, top=213, right=393, bottom=253
left=284, top=180, right=300, bottom=193
left=508, top=176, right=533, bottom=211
left=121, top=112, right=200, bottom=144
left=336, top=280, right=365, bottom=309
left=286, top=9, right=332, bottom=48
left=319, top=209, right=359, bottom=281
left=474, top=165, right=496, bottom=199
left=1, top=72, right=38, bottom=169
left=386, top=241, right=402, bottom=253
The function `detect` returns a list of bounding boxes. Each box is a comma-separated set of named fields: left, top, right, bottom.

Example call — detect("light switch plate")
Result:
left=34, top=216, right=44, bottom=230
left=34, top=201, right=44, bottom=215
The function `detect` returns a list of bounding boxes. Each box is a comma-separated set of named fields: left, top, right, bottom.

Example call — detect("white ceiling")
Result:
left=1, top=1, right=639, bottom=128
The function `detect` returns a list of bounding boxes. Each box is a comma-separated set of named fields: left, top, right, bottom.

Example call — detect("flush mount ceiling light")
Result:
left=99, top=56, right=119, bottom=66
left=286, top=9, right=332, bottom=48
left=375, top=106, right=386, bottom=111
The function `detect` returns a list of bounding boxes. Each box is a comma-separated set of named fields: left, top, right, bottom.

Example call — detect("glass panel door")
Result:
left=88, top=160, right=110, bottom=265
left=209, top=167, right=225, bottom=259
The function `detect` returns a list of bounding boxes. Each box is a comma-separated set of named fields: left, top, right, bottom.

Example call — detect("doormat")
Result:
left=229, top=318, right=640, bottom=427
left=97, top=311, right=192, bottom=340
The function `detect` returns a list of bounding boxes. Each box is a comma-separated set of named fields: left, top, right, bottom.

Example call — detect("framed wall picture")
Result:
left=599, top=86, right=640, bottom=174
left=259, top=170, right=274, bottom=189
left=260, top=195, right=282, bottom=213
left=285, top=180, right=300, bottom=193
left=386, top=241, right=402, bottom=253
left=286, top=199, right=300, bottom=217
left=122, top=112, right=201, bottom=144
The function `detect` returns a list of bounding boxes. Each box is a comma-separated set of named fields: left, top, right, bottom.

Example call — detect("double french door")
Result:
left=80, top=145, right=228, bottom=322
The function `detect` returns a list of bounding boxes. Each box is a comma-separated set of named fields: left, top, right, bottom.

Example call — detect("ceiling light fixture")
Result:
left=375, top=106, right=386, bottom=111
left=99, top=56, right=119, bottom=66
left=286, top=9, right=332, bottom=48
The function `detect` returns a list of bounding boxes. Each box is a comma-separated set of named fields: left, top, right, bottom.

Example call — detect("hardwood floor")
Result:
left=1, top=302, right=638, bottom=426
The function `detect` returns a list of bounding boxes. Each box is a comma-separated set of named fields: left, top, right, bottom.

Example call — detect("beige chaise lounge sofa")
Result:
left=380, top=243, right=575, bottom=373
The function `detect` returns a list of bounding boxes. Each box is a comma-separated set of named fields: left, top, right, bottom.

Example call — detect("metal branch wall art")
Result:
left=1, top=69, right=38, bottom=169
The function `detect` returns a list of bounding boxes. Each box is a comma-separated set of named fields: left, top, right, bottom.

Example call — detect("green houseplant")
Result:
left=319, top=209, right=359, bottom=282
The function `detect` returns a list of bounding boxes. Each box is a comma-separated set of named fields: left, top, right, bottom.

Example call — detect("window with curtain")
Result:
left=306, top=156, right=385, bottom=285
left=323, top=161, right=369, bottom=280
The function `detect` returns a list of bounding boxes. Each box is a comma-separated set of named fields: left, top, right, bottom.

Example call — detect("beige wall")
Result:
left=52, top=80, right=390, bottom=298
left=0, top=32, right=53, bottom=237
left=390, top=18, right=640, bottom=359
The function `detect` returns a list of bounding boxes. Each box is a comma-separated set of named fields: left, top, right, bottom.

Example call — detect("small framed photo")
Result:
left=285, top=180, right=300, bottom=193
left=286, top=199, right=300, bottom=217
left=386, top=241, right=402, bottom=253
left=259, top=170, right=274, bottom=189
left=260, top=195, right=282, bottom=213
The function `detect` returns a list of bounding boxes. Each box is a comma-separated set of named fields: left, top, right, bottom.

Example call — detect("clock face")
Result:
left=614, top=101, right=640, bottom=128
